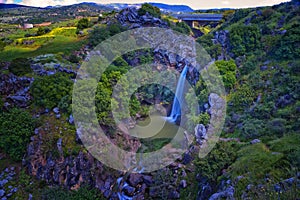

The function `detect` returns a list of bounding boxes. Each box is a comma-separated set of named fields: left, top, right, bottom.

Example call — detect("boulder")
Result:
left=128, top=173, right=143, bottom=187
left=250, top=139, right=261, bottom=144
left=0, top=189, right=5, bottom=197
left=168, top=190, right=180, bottom=199
left=123, top=185, right=135, bottom=196
left=180, top=180, right=187, bottom=188
left=195, top=124, right=207, bottom=140
left=209, top=186, right=235, bottom=200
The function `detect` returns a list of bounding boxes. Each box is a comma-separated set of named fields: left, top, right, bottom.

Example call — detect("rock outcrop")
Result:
left=116, top=7, right=168, bottom=29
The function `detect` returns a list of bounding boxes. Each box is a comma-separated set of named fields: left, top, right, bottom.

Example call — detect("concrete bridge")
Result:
left=174, top=14, right=223, bottom=28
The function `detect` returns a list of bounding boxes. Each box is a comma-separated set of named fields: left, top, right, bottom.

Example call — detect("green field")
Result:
left=0, top=27, right=87, bottom=61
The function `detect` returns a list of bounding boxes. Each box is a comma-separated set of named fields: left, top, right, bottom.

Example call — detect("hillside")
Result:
left=0, top=1, right=299, bottom=200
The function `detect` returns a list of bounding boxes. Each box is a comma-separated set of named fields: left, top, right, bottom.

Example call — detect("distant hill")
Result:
left=149, top=3, right=194, bottom=13
left=0, top=2, right=193, bottom=13
left=104, top=2, right=194, bottom=13
left=0, top=3, right=36, bottom=9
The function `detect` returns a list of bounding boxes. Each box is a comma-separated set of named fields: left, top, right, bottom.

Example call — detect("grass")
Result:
left=229, top=143, right=286, bottom=180
left=0, top=27, right=87, bottom=61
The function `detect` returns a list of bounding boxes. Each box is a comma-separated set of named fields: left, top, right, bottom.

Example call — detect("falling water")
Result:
left=167, top=65, right=188, bottom=123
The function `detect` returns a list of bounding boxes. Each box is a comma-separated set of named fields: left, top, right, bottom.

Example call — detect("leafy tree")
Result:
left=36, top=27, right=51, bottom=36
left=0, top=108, right=36, bottom=161
left=138, top=3, right=161, bottom=18
left=31, top=73, right=73, bottom=109
left=77, top=18, right=90, bottom=30
left=107, top=23, right=124, bottom=36
left=89, top=26, right=110, bottom=47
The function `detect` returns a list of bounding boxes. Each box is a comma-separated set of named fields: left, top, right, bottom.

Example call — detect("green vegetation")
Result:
left=42, top=186, right=105, bottom=200
left=0, top=27, right=86, bottom=61
left=172, top=21, right=192, bottom=35
left=89, top=23, right=125, bottom=47
left=229, top=24, right=261, bottom=57
left=138, top=3, right=161, bottom=18
left=0, top=108, right=36, bottom=161
left=8, top=57, right=32, bottom=76
left=31, top=73, right=73, bottom=110
left=215, top=60, right=237, bottom=91
left=0, top=1, right=299, bottom=199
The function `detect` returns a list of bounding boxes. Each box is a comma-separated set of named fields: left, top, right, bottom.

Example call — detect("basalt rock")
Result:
left=116, top=7, right=168, bottom=28
left=0, top=73, right=33, bottom=108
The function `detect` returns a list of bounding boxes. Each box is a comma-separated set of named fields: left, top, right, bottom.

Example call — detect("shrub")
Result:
left=42, top=186, right=105, bottom=200
left=0, top=108, right=36, bottom=161
left=194, top=142, right=239, bottom=181
left=230, top=84, right=255, bottom=111
left=0, top=40, right=5, bottom=52
left=229, top=24, right=261, bottom=57
left=9, top=58, right=32, bottom=76
left=68, top=54, right=80, bottom=63
left=271, top=23, right=300, bottom=60
left=215, top=60, right=237, bottom=91
left=138, top=3, right=161, bottom=18
left=31, top=73, right=73, bottom=109
left=172, top=22, right=191, bottom=35
left=77, top=18, right=90, bottom=30
left=89, top=23, right=125, bottom=48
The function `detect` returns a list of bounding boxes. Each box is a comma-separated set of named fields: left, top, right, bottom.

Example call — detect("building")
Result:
left=34, top=22, right=52, bottom=27
left=23, top=23, right=34, bottom=29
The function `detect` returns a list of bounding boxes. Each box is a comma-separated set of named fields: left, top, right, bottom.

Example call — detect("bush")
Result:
left=68, top=54, right=80, bottom=63
left=197, top=34, right=222, bottom=60
left=89, top=26, right=110, bottom=46
left=215, top=60, right=237, bottom=91
left=77, top=18, right=90, bottom=30
left=89, top=24, right=124, bottom=47
left=229, top=24, right=261, bottom=57
left=42, top=186, right=105, bottom=200
left=172, top=22, right=191, bottom=35
left=194, top=142, right=238, bottom=181
left=31, top=73, right=73, bottom=109
left=0, top=40, right=5, bottom=52
left=271, top=23, right=300, bottom=60
left=0, top=108, right=36, bottom=161
left=9, top=58, right=32, bottom=76
left=230, top=84, right=255, bottom=111
left=138, top=3, right=161, bottom=18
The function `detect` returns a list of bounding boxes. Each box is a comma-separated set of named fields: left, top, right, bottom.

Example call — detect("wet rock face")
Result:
left=0, top=73, right=33, bottom=108
left=116, top=7, right=168, bottom=28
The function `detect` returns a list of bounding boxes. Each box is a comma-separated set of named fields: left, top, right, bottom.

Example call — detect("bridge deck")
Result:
left=174, top=14, right=223, bottom=22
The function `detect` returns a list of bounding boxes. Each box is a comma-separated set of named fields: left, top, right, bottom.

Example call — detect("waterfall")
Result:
left=167, top=65, right=188, bottom=123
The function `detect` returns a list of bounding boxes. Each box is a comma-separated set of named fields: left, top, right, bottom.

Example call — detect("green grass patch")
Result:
left=229, top=143, right=288, bottom=181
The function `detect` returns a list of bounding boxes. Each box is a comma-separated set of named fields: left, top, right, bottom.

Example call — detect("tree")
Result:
left=138, top=3, right=161, bottom=18
left=77, top=18, right=89, bottom=30
left=89, top=26, right=110, bottom=47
